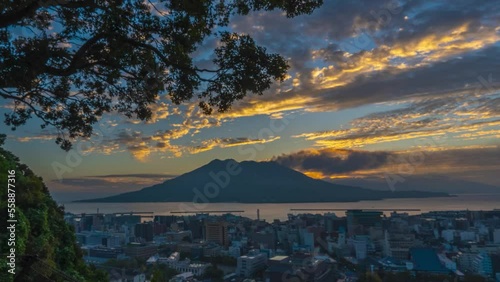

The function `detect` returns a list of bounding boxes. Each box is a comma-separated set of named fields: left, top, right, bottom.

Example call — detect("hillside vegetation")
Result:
left=0, top=134, right=107, bottom=281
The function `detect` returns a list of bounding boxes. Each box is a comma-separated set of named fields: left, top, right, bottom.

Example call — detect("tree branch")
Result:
left=0, top=1, right=39, bottom=28
left=0, top=90, right=58, bottom=128
left=42, top=33, right=107, bottom=76
left=0, top=0, right=99, bottom=28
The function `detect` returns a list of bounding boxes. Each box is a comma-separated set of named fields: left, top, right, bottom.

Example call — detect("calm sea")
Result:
left=61, top=194, right=500, bottom=221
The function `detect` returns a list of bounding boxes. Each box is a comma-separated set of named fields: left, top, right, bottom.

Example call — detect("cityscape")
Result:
left=65, top=208, right=500, bottom=281
left=1, top=0, right=500, bottom=281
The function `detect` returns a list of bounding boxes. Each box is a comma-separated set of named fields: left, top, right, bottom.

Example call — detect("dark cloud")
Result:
left=228, top=0, right=411, bottom=79
left=273, top=149, right=391, bottom=174
left=272, top=147, right=500, bottom=186
left=309, top=46, right=500, bottom=111
left=54, top=178, right=117, bottom=188
left=232, top=0, right=406, bottom=41
left=156, top=142, right=168, bottom=148
left=90, top=173, right=177, bottom=179
left=52, top=173, right=174, bottom=188
left=381, top=0, right=500, bottom=46
left=304, top=91, right=499, bottom=145
left=48, top=176, right=163, bottom=202
left=222, top=0, right=500, bottom=118
left=419, top=147, right=500, bottom=170
left=231, top=0, right=499, bottom=54
left=226, top=48, right=500, bottom=120
left=220, top=137, right=270, bottom=145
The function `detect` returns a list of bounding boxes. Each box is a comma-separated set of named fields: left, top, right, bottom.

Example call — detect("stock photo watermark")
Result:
left=5, top=169, right=17, bottom=275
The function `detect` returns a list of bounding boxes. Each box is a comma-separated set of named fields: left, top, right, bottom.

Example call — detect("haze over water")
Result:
left=62, top=194, right=500, bottom=221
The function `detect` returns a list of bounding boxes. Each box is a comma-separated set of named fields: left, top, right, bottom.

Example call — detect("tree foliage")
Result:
left=0, top=134, right=107, bottom=281
left=381, top=271, right=412, bottom=282
left=150, top=264, right=178, bottom=282
left=0, top=0, right=323, bottom=149
left=357, top=272, right=382, bottom=282
left=462, top=274, right=487, bottom=282
left=202, top=264, right=224, bottom=281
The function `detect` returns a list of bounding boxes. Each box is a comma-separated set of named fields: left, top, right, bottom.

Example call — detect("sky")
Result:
left=2, top=0, right=500, bottom=202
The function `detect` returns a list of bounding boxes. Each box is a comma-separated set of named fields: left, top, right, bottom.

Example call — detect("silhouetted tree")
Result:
left=463, top=274, right=487, bottom=282
left=202, top=264, right=223, bottom=281
left=383, top=271, right=412, bottom=282
left=358, top=272, right=382, bottom=282
left=0, top=0, right=323, bottom=149
left=150, top=264, right=177, bottom=282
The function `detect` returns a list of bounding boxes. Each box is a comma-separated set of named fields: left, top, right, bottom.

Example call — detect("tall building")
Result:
left=472, top=252, right=493, bottom=277
left=237, top=252, right=267, bottom=277
left=114, top=215, right=141, bottom=225
left=441, top=229, right=455, bottom=242
left=352, top=237, right=368, bottom=260
left=324, top=215, right=346, bottom=233
left=456, top=252, right=477, bottom=272
left=338, top=232, right=346, bottom=246
left=493, top=229, right=500, bottom=244
left=80, top=214, right=94, bottom=231
left=124, top=243, right=158, bottom=259
left=252, top=231, right=276, bottom=250
left=383, top=231, right=419, bottom=260
left=299, top=228, right=315, bottom=252
left=346, top=210, right=383, bottom=236
left=187, top=219, right=204, bottom=239
left=135, top=223, right=154, bottom=242
left=154, top=215, right=177, bottom=226
left=153, top=222, right=167, bottom=235
left=204, top=221, right=229, bottom=247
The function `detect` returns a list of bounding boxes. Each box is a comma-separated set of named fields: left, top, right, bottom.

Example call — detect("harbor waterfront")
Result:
left=62, top=193, right=500, bottom=221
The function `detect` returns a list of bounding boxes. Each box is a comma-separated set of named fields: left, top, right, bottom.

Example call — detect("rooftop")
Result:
left=410, top=248, right=449, bottom=273
left=269, top=255, right=289, bottom=261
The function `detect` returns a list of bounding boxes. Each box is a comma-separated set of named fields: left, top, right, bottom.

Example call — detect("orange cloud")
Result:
left=188, top=136, right=280, bottom=154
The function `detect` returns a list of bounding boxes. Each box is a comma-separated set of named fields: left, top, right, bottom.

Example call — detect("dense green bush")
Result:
left=0, top=134, right=107, bottom=281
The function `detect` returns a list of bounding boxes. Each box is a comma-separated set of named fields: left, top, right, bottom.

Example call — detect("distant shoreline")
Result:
left=73, top=193, right=451, bottom=203
left=61, top=194, right=500, bottom=222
